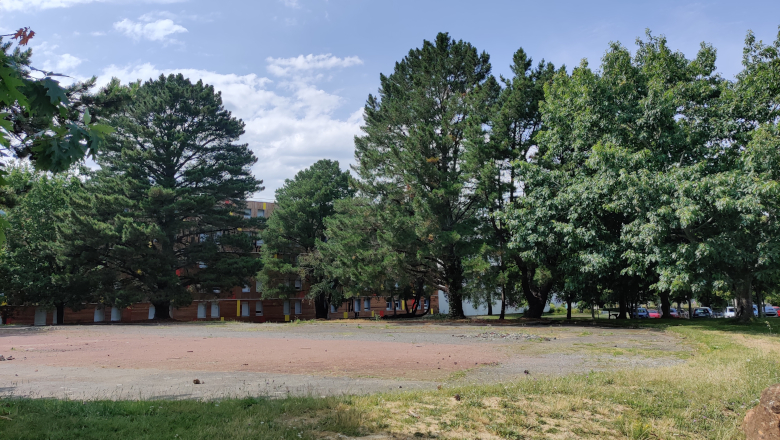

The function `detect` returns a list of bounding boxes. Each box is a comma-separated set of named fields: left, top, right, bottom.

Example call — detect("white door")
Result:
left=295, top=300, right=302, bottom=315
left=210, top=302, right=220, bottom=318
left=110, top=307, right=121, bottom=322
left=197, top=303, right=206, bottom=318
left=241, top=302, right=250, bottom=317
left=148, top=305, right=156, bottom=319
left=283, top=300, right=290, bottom=315
left=34, top=308, right=47, bottom=326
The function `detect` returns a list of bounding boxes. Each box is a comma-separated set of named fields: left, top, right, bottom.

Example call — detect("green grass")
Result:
left=1, top=319, right=779, bottom=439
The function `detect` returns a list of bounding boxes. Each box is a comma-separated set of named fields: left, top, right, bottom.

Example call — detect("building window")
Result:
left=330, top=303, right=337, bottom=313
left=257, top=209, right=265, bottom=218
left=243, top=209, right=252, bottom=219
left=242, top=285, right=250, bottom=293
left=363, top=298, right=370, bottom=311
left=199, top=261, right=207, bottom=269
left=210, top=302, right=220, bottom=318
left=111, top=307, right=121, bottom=322
left=294, top=278, right=302, bottom=291
left=255, top=302, right=263, bottom=316
left=424, top=298, right=429, bottom=310
left=197, top=303, right=206, bottom=318
left=283, top=300, right=290, bottom=315
left=213, top=288, right=220, bottom=294
left=354, top=299, right=360, bottom=313
left=241, top=302, right=250, bottom=317
left=395, top=300, right=401, bottom=310
left=386, top=300, right=392, bottom=311
left=148, top=305, right=156, bottom=319
left=295, top=300, right=302, bottom=315
left=199, top=233, right=207, bottom=243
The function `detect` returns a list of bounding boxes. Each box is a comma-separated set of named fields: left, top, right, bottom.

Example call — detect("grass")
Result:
left=1, top=319, right=779, bottom=439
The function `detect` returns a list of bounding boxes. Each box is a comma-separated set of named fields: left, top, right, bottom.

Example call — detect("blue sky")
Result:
left=2, top=0, right=779, bottom=198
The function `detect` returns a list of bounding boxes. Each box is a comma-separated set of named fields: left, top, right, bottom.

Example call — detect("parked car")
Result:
left=692, top=307, right=713, bottom=318
left=712, top=308, right=724, bottom=318
left=724, top=307, right=737, bottom=318
left=648, top=309, right=660, bottom=318
left=774, top=306, right=780, bottom=315
left=669, top=307, right=679, bottom=318
left=632, top=307, right=649, bottom=319
left=764, top=304, right=778, bottom=317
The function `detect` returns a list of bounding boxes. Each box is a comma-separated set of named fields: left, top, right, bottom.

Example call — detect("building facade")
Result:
left=2, top=200, right=440, bottom=326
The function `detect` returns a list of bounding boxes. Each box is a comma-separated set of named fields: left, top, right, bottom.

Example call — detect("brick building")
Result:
left=2, top=200, right=439, bottom=326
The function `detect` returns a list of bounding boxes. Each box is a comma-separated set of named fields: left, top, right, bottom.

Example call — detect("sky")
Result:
left=2, top=0, right=780, bottom=199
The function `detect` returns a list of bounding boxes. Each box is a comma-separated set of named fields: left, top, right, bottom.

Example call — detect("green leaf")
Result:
left=41, top=77, right=69, bottom=105
left=83, top=108, right=91, bottom=125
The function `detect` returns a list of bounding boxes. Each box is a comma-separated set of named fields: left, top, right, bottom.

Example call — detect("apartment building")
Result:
left=3, top=199, right=439, bottom=325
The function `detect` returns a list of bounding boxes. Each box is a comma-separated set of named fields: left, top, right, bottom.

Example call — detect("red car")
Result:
left=648, top=309, right=661, bottom=318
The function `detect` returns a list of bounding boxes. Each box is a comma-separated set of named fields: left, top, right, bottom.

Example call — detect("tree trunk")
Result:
left=566, top=297, right=572, bottom=320
left=736, top=276, right=753, bottom=322
left=499, top=285, right=506, bottom=321
left=660, top=291, right=671, bottom=319
left=487, top=292, right=493, bottom=316
left=445, top=259, right=466, bottom=319
left=518, top=263, right=554, bottom=318
left=617, top=295, right=628, bottom=319
left=56, top=303, right=65, bottom=325
left=153, top=301, right=171, bottom=320
left=687, top=296, right=692, bottom=320
left=314, top=291, right=329, bottom=319
left=757, top=287, right=765, bottom=318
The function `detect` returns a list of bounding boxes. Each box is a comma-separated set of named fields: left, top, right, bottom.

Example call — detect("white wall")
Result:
left=437, top=290, right=556, bottom=316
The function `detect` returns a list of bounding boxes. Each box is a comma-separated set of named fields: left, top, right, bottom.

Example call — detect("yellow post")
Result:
left=220, top=317, right=224, bottom=321
left=402, top=300, right=406, bottom=311
left=372, top=311, right=375, bottom=317
left=263, top=202, right=267, bottom=210
left=285, top=314, right=290, bottom=322
left=343, top=312, right=348, bottom=319
left=236, top=300, right=241, bottom=316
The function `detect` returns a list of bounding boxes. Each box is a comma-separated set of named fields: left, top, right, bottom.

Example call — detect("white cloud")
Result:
left=266, top=54, right=363, bottom=77
left=0, top=0, right=185, bottom=11
left=280, top=0, right=300, bottom=9
left=31, top=42, right=83, bottom=74
left=54, top=53, right=83, bottom=71
left=113, top=18, right=187, bottom=41
left=96, top=56, right=364, bottom=197
left=90, top=31, right=107, bottom=36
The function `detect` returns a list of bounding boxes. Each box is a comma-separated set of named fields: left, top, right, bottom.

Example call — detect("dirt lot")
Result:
left=0, top=320, right=687, bottom=400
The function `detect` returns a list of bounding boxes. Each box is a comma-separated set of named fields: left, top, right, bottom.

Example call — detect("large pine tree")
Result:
left=350, top=33, right=492, bottom=318
left=60, top=74, right=263, bottom=318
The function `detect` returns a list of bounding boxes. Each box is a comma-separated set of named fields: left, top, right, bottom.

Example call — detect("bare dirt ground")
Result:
left=0, top=320, right=687, bottom=400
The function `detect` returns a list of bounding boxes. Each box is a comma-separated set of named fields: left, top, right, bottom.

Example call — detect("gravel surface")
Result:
left=0, top=321, right=687, bottom=400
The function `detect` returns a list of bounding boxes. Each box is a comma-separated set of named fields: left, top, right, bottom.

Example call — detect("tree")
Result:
left=0, top=164, right=91, bottom=323
left=465, top=48, right=555, bottom=319
left=0, top=29, right=116, bottom=243
left=59, top=74, right=263, bottom=318
left=349, top=33, right=493, bottom=318
left=258, top=159, right=353, bottom=319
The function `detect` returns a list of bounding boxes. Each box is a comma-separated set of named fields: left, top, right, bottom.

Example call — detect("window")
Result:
left=386, top=300, right=392, bottom=311
left=148, top=305, right=156, bottom=319
left=256, top=239, right=264, bottom=246
left=243, top=209, right=252, bottom=219
left=255, top=302, right=263, bottom=316
left=330, top=303, right=337, bottom=313
left=199, top=233, right=207, bottom=243
left=354, top=299, right=360, bottom=312
left=210, top=302, right=220, bottom=318
left=395, top=300, right=401, bottom=310
left=197, top=303, right=206, bottom=319
left=295, top=300, right=302, bottom=314
left=294, top=278, right=302, bottom=291
left=363, top=298, right=371, bottom=311
left=256, top=279, right=262, bottom=292
left=213, top=288, right=221, bottom=294
left=257, top=209, right=265, bottom=218
left=242, top=285, right=250, bottom=293
left=241, top=302, right=250, bottom=317
left=111, top=307, right=121, bottom=322
left=424, top=298, right=429, bottom=310
left=198, top=261, right=207, bottom=269
left=283, top=300, right=290, bottom=315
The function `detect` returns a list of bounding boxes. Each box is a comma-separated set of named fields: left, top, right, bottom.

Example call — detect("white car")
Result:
left=764, top=304, right=778, bottom=318
left=724, top=307, right=736, bottom=318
